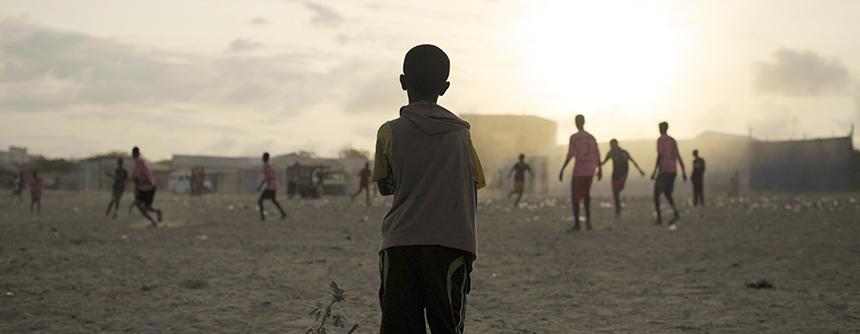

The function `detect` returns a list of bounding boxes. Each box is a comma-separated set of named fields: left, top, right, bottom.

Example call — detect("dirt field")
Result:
left=1, top=191, right=859, bottom=333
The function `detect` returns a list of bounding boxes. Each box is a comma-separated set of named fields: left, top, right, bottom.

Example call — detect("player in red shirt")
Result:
left=650, top=122, right=686, bottom=226
left=351, top=162, right=372, bottom=206
left=559, top=114, right=602, bottom=232
left=257, top=152, right=287, bottom=221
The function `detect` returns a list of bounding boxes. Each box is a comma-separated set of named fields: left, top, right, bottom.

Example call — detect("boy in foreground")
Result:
left=650, top=122, right=686, bottom=226
left=558, top=114, right=602, bottom=232
left=257, top=152, right=287, bottom=221
left=372, top=44, right=485, bottom=333
left=600, top=139, right=645, bottom=217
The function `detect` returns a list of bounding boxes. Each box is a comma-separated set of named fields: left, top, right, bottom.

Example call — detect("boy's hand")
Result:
left=650, top=172, right=656, bottom=180
left=682, top=173, right=688, bottom=182
left=558, top=171, right=564, bottom=182
left=639, top=170, right=646, bottom=177
left=597, top=170, right=602, bottom=181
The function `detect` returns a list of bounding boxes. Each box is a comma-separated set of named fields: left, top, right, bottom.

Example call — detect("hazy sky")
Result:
left=1, top=0, right=859, bottom=159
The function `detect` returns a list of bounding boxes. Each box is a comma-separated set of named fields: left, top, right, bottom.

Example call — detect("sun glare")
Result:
left=515, top=1, right=684, bottom=117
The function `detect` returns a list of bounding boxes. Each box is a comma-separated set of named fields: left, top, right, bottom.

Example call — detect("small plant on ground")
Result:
left=306, top=281, right=358, bottom=334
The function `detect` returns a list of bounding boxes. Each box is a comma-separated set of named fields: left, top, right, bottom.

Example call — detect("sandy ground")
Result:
left=1, top=190, right=859, bottom=333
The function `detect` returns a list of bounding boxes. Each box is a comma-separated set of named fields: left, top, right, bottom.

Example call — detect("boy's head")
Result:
left=610, top=138, right=619, bottom=149
left=575, top=114, right=585, bottom=130
left=659, top=122, right=669, bottom=134
left=365, top=162, right=370, bottom=168
left=518, top=153, right=525, bottom=161
left=262, top=152, right=270, bottom=162
left=693, top=149, right=699, bottom=157
left=132, top=146, right=140, bottom=158
left=400, top=44, right=450, bottom=100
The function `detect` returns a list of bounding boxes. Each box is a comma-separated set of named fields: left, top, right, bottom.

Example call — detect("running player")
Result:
left=650, top=122, right=686, bottom=226
left=600, top=139, right=645, bottom=217
left=558, top=114, right=602, bottom=232
left=131, top=147, right=162, bottom=226
left=29, top=171, right=42, bottom=217
left=351, top=162, right=372, bottom=206
left=691, top=149, right=706, bottom=206
left=508, top=153, right=533, bottom=207
left=104, top=158, right=128, bottom=219
left=257, top=152, right=287, bottom=221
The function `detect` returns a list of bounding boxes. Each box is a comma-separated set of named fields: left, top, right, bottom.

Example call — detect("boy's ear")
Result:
left=439, top=81, right=450, bottom=96
left=400, top=74, right=408, bottom=91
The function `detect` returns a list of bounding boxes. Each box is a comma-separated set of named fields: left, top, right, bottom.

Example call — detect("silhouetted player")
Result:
left=372, top=44, right=485, bottom=333
left=29, top=171, right=42, bottom=217
left=692, top=149, right=706, bottom=206
left=650, top=122, right=686, bottom=226
left=131, top=147, right=162, bottom=226
left=600, top=139, right=645, bottom=217
left=257, top=152, right=287, bottom=221
left=351, top=162, right=372, bottom=206
left=104, top=158, right=128, bottom=219
left=10, top=172, right=23, bottom=203
left=508, top=153, right=533, bottom=207
left=559, top=114, right=602, bottom=232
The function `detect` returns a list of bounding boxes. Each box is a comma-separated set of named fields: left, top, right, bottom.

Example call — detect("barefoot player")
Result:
left=692, top=149, right=706, bottom=206
left=600, top=139, right=645, bottom=217
left=131, top=147, right=162, bottom=226
left=508, top=153, right=533, bottom=207
left=257, top=152, right=287, bottom=221
left=350, top=162, right=372, bottom=206
left=559, top=114, right=602, bottom=232
left=104, top=158, right=128, bottom=219
left=29, top=171, right=42, bottom=217
left=650, top=122, right=686, bottom=226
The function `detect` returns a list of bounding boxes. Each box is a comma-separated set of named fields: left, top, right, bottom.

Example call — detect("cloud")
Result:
left=304, top=1, right=343, bottom=27
left=754, top=48, right=853, bottom=97
left=249, top=17, right=269, bottom=26
left=227, top=38, right=263, bottom=52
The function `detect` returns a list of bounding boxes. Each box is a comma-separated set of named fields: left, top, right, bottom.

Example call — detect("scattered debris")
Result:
left=745, top=279, right=774, bottom=289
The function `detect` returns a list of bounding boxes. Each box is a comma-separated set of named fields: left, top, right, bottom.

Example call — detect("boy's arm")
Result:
left=372, top=123, right=395, bottom=195
left=675, top=142, right=687, bottom=181
left=467, top=135, right=486, bottom=190
left=559, top=140, right=574, bottom=181
left=595, top=142, right=602, bottom=181
left=508, top=166, right=515, bottom=178
left=600, top=151, right=611, bottom=166
left=629, top=155, right=645, bottom=175
left=651, top=154, right=661, bottom=180
left=527, top=164, right=534, bottom=177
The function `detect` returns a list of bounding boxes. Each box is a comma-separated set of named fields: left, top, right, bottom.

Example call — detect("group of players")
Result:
left=508, top=115, right=707, bottom=231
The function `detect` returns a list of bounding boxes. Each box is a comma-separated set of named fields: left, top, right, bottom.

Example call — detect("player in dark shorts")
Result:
left=600, top=139, right=645, bottom=217
left=559, top=114, right=602, bottom=232
left=691, top=149, right=706, bottom=206
left=257, top=152, right=287, bottom=221
left=508, top=153, right=534, bottom=207
left=104, top=158, right=128, bottom=219
left=29, top=171, right=42, bottom=217
left=132, top=147, right=162, bottom=227
left=351, top=162, right=372, bottom=206
left=650, top=122, right=686, bottom=226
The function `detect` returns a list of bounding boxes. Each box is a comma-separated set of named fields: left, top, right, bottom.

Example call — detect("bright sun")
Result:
left=515, top=1, right=684, bottom=117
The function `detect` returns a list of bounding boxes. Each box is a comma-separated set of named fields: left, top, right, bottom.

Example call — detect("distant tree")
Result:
left=296, top=150, right=318, bottom=158
left=338, top=147, right=369, bottom=160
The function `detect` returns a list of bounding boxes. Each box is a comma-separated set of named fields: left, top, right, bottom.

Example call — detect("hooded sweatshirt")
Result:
left=372, top=101, right=486, bottom=257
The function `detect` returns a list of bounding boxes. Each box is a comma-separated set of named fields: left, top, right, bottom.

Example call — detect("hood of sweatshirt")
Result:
left=399, top=102, right=470, bottom=136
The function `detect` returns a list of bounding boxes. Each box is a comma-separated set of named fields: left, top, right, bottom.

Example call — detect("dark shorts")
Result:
left=138, top=188, right=156, bottom=206
left=612, top=176, right=627, bottom=191
left=31, top=192, right=41, bottom=201
left=513, top=180, right=525, bottom=193
left=654, top=173, right=676, bottom=195
left=379, top=245, right=471, bottom=334
left=259, top=189, right=277, bottom=200
left=571, top=176, right=594, bottom=203
left=111, top=188, right=125, bottom=201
